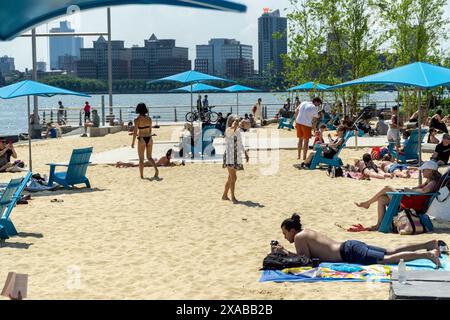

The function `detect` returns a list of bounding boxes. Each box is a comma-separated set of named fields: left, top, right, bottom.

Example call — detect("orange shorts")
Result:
left=296, top=123, right=312, bottom=139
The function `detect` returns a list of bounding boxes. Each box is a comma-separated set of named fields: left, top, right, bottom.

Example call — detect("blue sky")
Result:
left=0, top=0, right=449, bottom=71
left=0, top=0, right=291, bottom=71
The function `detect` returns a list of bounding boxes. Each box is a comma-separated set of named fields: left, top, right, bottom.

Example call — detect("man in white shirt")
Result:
left=295, top=97, right=321, bottom=160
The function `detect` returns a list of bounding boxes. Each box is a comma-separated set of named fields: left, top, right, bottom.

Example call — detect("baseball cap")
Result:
left=419, top=161, right=438, bottom=171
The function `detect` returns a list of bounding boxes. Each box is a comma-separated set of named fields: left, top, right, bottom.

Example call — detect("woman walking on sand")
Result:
left=131, top=103, right=159, bottom=179
left=222, top=115, right=249, bottom=204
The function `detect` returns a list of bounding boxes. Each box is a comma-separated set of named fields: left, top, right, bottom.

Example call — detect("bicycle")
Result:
left=185, top=106, right=219, bottom=123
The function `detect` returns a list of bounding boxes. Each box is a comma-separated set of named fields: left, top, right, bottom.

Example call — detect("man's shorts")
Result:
left=340, top=240, right=386, bottom=265
left=296, top=123, right=312, bottom=140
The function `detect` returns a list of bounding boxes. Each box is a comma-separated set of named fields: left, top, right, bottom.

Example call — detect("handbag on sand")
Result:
left=393, top=209, right=425, bottom=235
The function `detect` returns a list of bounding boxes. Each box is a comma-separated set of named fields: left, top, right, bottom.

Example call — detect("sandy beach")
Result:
left=0, top=124, right=448, bottom=300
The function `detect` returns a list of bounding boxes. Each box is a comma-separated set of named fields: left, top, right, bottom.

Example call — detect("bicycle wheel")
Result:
left=201, top=112, right=211, bottom=123
left=208, top=112, right=219, bottom=123
left=185, top=112, right=196, bottom=122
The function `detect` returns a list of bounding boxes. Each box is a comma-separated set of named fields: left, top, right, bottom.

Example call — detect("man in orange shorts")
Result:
left=295, top=97, right=321, bottom=160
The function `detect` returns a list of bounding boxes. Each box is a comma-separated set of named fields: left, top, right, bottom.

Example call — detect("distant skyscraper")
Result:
left=0, top=55, right=15, bottom=74
left=195, top=38, right=253, bottom=78
left=130, top=34, right=191, bottom=80
left=36, top=61, right=47, bottom=72
left=49, top=21, right=84, bottom=70
left=258, top=9, right=287, bottom=76
left=76, top=36, right=130, bottom=80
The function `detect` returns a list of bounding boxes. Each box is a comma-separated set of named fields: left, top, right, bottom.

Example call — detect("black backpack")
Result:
left=261, top=252, right=312, bottom=270
left=327, top=166, right=344, bottom=178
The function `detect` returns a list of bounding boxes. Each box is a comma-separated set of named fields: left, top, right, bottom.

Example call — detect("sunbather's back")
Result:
left=295, top=229, right=343, bottom=262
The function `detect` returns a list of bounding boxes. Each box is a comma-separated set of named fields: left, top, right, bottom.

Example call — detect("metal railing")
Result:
left=38, top=100, right=401, bottom=127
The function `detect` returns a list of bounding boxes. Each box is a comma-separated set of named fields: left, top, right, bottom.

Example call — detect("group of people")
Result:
left=264, top=97, right=449, bottom=268
left=196, top=94, right=209, bottom=113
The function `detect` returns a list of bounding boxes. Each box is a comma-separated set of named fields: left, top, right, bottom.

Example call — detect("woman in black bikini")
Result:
left=131, top=103, right=158, bottom=179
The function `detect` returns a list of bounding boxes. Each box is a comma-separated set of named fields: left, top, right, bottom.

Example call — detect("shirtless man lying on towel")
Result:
left=271, top=213, right=443, bottom=268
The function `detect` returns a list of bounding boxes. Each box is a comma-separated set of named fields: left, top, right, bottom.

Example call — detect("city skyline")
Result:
left=0, top=0, right=291, bottom=71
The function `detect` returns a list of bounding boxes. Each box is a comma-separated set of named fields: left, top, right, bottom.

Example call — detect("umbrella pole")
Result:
left=418, top=90, right=422, bottom=185
left=191, top=84, right=194, bottom=159
left=27, top=96, right=32, bottom=172
left=396, top=88, right=400, bottom=163
left=237, top=93, right=239, bottom=116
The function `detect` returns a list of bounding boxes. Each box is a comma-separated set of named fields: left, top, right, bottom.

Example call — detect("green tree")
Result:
left=375, top=0, right=449, bottom=115
left=284, top=0, right=383, bottom=114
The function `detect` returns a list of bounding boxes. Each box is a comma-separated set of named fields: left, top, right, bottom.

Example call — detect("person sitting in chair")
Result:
left=354, top=161, right=441, bottom=231
left=429, top=110, right=448, bottom=134
left=0, top=139, right=17, bottom=172
left=431, top=133, right=450, bottom=166
left=272, top=213, right=441, bottom=267
left=427, top=128, right=440, bottom=144
left=301, top=125, right=347, bottom=168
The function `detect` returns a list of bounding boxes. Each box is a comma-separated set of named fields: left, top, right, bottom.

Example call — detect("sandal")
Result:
left=51, top=199, right=64, bottom=203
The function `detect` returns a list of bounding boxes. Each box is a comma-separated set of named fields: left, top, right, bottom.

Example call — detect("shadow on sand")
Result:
left=17, top=232, right=43, bottom=239
left=27, top=187, right=107, bottom=198
left=236, top=201, right=265, bottom=208
left=0, top=241, right=33, bottom=249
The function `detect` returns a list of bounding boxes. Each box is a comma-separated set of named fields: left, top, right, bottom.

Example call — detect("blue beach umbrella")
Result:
left=170, top=83, right=227, bottom=93
left=288, top=81, right=331, bottom=91
left=0, top=80, right=90, bottom=171
left=151, top=70, right=234, bottom=124
left=223, top=84, right=259, bottom=116
left=330, top=62, right=450, bottom=182
left=150, top=70, right=231, bottom=85
left=0, top=0, right=247, bottom=41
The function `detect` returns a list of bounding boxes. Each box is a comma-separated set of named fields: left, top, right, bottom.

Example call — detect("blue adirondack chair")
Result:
left=388, top=128, right=427, bottom=163
left=379, top=169, right=450, bottom=233
left=308, top=130, right=354, bottom=170
left=47, top=147, right=93, bottom=189
left=0, top=171, right=32, bottom=239
left=326, top=113, right=340, bottom=130
left=278, top=117, right=295, bottom=130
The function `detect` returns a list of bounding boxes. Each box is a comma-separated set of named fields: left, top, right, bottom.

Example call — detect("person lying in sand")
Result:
left=354, top=161, right=441, bottom=231
left=360, top=153, right=393, bottom=179
left=272, top=213, right=441, bottom=267
left=115, top=149, right=185, bottom=168
left=378, top=154, right=419, bottom=178
left=350, top=154, right=392, bottom=180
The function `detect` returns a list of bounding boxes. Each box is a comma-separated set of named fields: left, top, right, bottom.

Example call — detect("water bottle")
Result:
left=398, top=259, right=407, bottom=284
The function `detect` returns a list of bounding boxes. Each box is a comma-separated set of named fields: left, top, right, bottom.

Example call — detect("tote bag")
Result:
left=426, top=186, right=450, bottom=222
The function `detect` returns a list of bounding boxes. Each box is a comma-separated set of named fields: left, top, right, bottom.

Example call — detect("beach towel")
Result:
left=259, top=255, right=449, bottom=283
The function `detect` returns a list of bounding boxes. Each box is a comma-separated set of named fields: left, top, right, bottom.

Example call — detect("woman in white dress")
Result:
left=222, top=115, right=249, bottom=204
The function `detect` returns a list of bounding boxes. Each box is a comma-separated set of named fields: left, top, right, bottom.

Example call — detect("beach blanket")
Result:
left=259, top=255, right=449, bottom=283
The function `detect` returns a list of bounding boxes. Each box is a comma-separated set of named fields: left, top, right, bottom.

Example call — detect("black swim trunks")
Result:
left=340, top=240, right=386, bottom=265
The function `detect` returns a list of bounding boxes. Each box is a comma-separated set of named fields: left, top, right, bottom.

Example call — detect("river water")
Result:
left=0, top=91, right=397, bottom=136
